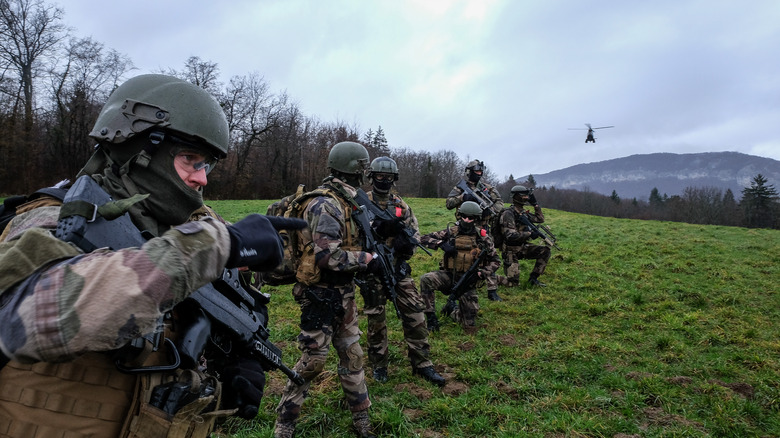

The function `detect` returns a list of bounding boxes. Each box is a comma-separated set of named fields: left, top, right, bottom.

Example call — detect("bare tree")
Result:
left=162, top=56, right=221, bottom=95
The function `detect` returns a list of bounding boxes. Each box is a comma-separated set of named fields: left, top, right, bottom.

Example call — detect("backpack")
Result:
left=1, top=186, right=69, bottom=235
left=261, top=184, right=355, bottom=286
left=489, top=207, right=505, bottom=248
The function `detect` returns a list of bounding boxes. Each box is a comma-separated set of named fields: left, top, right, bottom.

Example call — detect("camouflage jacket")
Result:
left=499, top=204, right=545, bottom=247
left=420, top=222, right=501, bottom=276
left=304, top=178, right=372, bottom=284
left=0, top=197, right=231, bottom=364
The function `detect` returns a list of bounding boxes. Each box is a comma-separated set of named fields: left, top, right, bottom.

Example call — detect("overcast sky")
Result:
left=61, top=0, right=780, bottom=179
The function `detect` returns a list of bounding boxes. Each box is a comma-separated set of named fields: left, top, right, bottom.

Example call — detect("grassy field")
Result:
left=206, top=197, right=780, bottom=437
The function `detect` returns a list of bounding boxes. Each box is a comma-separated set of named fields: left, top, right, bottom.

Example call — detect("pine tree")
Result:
left=741, top=174, right=779, bottom=228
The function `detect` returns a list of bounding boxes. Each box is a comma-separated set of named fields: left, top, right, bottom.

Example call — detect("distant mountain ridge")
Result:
left=532, top=152, right=780, bottom=201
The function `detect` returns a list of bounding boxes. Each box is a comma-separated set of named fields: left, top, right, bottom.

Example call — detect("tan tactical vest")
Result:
left=443, top=232, right=481, bottom=273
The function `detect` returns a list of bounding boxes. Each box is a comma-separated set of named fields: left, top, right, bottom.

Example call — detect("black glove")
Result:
left=529, top=230, right=542, bottom=240
left=374, top=218, right=404, bottom=238
left=392, top=232, right=416, bottom=258
left=528, top=194, right=538, bottom=205
left=366, top=258, right=384, bottom=275
left=222, top=357, right=265, bottom=420
left=439, top=241, right=457, bottom=255
left=226, top=214, right=286, bottom=271
left=462, top=192, right=477, bottom=203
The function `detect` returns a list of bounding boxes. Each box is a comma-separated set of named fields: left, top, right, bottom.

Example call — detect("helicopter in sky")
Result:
left=569, top=123, right=614, bottom=143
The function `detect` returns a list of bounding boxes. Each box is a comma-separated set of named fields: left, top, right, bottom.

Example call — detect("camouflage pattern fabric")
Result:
left=419, top=223, right=500, bottom=328
left=498, top=205, right=550, bottom=282
left=360, top=192, right=433, bottom=370
left=276, top=179, right=372, bottom=424
left=446, top=179, right=503, bottom=292
left=0, top=204, right=231, bottom=364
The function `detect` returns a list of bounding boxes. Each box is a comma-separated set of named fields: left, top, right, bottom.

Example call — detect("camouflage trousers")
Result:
left=360, top=274, right=433, bottom=370
left=501, top=243, right=551, bottom=283
left=276, top=283, right=370, bottom=424
left=419, top=270, right=480, bottom=328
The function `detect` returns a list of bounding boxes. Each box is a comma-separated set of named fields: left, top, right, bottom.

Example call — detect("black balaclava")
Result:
left=80, top=133, right=204, bottom=237
left=371, top=176, right=394, bottom=195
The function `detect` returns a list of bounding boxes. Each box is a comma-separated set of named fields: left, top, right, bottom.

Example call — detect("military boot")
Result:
left=274, top=420, right=296, bottom=438
left=425, top=311, right=440, bottom=332
left=440, top=299, right=457, bottom=317
left=487, top=289, right=503, bottom=301
left=529, top=274, right=546, bottom=287
left=413, top=365, right=446, bottom=387
left=372, top=367, right=388, bottom=383
left=352, top=409, right=376, bottom=438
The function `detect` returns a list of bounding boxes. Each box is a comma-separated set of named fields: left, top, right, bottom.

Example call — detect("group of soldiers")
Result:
left=0, top=73, right=554, bottom=438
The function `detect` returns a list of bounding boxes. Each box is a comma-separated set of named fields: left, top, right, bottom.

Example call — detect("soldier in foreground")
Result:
left=445, top=159, right=505, bottom=301
left=358, top=157, right=445, bottom=387
left=419, top=201, right=501, bottom=333
left=0, top=74, right=285, bottom=436
left=274, top=142, right=376, bottom=438
left=497, top=185, right=552, bottom=287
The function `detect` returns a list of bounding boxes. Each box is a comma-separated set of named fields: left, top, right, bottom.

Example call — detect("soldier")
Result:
left=446, top=159, right=505, bottom=301
left=419, top=201, right=501, bottom=333
left=0, top=74, right=286, bottom=436
left=358, top=157, right=445, bottom=387
left=274, top=142, right=376, bottom=438
left=498, top=185, right=551, bottom=287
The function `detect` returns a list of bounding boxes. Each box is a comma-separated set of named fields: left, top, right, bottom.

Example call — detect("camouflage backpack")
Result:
left=261, top=184, right=355, bottom=286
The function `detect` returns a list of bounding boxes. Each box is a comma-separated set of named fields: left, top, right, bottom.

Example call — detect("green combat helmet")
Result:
left=368, top=157, right=399, bottom=180
left=511, top=185, right=532, bottom=205
left=327, top=141, right=370, bottom=186
left=89, top=74, right=229, bottom=159
left=458, top=200, right=483, bottom=218
left=465, top=159, right=485, bottom=183
left=368, top=156, right=399, bottom=194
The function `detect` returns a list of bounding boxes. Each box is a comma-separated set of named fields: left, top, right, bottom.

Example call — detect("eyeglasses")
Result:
left=173, top=149, right=218, bottom=175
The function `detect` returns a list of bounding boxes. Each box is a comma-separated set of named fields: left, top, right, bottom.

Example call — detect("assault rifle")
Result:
left=443, top=246, right=488, bottom=314
left=351, top=189, right=402, bottom=319
left=456, top=179, right=499, bottom=215
left=55, top=175, right=304, bottom=385
left=517, top=211, right=560, bottom=250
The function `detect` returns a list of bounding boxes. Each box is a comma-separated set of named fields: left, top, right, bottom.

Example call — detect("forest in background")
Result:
left=1, top=0, right=777, bottom=229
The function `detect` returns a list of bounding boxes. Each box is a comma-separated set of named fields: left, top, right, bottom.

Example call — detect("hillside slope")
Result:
left=532, top=151, right=780, bottom=201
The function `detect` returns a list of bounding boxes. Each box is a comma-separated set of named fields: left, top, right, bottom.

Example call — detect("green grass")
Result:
left=115, top=198, right=780, bottom=436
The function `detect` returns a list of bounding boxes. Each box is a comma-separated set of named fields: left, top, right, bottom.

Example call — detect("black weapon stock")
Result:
left=56, top=175, right=303, bottom=385
left=517, top=211, right=560, bottom=250
left=456, top=179, right=498, bottom=214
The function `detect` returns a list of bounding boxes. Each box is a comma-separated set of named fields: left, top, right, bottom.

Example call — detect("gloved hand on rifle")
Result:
left=374, top=217, right=405, bottom=239
left=222, top=357, right=265, bottom=420
left=393, top=232, right=417, bottom=259
left=528, top=193, right=538, bottom=205
left=528, top=229, right=542, bottom=240
left=226, top=214, right=306, bottom=271
left=439, top=241, right=457, bottom=256
left=462, top=192, right=477, bottom=203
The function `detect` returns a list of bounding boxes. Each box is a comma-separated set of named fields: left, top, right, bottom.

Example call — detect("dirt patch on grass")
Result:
left=710, top=379, right=755, bottom=399
left=642, top=406, right=702, bottom=429
left=493, top=380, right=518, bottom=399
left=458, top=341, right=476, bottom=351
left=403, top=408, right=425, bottom=420
left=498, top=334, right=518, bottom=346
left=667, top=376, right=693, bottom=386
left=442, top=381, right=470, bottom=396
left=395, top=383, right=433, bottom=400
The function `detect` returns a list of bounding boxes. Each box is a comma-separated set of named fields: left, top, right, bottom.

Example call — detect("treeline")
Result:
left=0, top=0, right=484, bottom=199
left=528, top=174, right=779, bottom=229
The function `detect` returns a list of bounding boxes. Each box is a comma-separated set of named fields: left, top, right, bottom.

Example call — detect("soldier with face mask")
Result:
left=0, top=74, right=287, bottom=436
left=418, top=201, right=501, bottom=333
left=358, top=157, right=445, bottom=387
left=498, top=185, right=551, bottom=287
left=274, top=142, right=377, bottom=438
left=446, top=160, right=505, bottom=301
